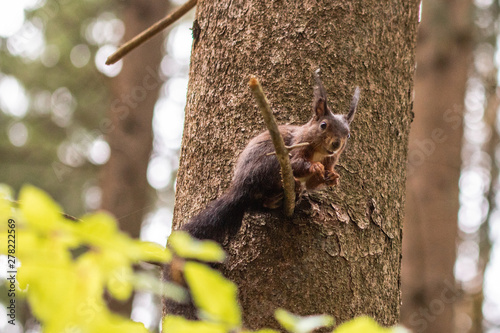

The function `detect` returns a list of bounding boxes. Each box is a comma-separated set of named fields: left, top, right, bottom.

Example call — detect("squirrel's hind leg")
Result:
left=263, top=193, right=283, bottom=209
left=262, top=179, right=303, bottom=209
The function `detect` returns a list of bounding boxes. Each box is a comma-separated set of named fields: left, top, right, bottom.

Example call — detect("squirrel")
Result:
left=181, top=70, right=360, bottom=243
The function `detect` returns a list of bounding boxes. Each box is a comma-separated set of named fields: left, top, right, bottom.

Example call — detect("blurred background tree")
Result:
left=2, top=0, right=500, bottom=332
left=99, top=0, right=168, bottom=317
left=402, top=0, right=500, bottom=332
left=453, top=1, right=500, bottom=331
left=401, top=0, right=472, bottom=331
left=0, top=0, right=192, bottom=331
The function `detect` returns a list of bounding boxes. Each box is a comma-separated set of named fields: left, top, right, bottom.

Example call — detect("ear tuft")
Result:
left=312, top=69, right=329, bottom=119
left=346, top=87, right=360, bottom=124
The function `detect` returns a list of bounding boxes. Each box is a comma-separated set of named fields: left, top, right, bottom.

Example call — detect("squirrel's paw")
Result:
left=325, top=170, right=340, bottom=187
left=309, top=162, right=325, bottom=175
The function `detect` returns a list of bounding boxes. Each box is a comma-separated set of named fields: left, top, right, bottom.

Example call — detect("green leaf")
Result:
left=131, top=240, right=173, bottom=263
left=106, top=266, right=134, bottom=301
left=5, top=185, right=173, bottom=332
left=334, top=316, right=396, bottom=333
left=132, top=272, right=188, bottom=303
left=168, top=231, right=226, bottom=262
left=163, top=315, right=228, bottom=333
left=78, top=211, right=119, bottom=242
left=18, top=185, right=63, bottom=230
left=184, top=262, right=241, bottom=328
left=275, top=309, right=334, bottom=333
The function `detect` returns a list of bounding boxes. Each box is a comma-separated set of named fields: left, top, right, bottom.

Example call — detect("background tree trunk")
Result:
left=100, top=0, right=169, bottom=316
left=172, top=0, right=419, bottom=328
left=400, top=0, right=473, bottom=332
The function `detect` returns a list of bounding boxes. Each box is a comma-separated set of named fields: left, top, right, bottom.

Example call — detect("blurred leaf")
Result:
left=2, top=185, right=172, bottom=332
left=17, top=185, right=80, bottom=249
left=18, top=184, right=63, bottom=231
left=130, top=240, right=173, bottom=263
left=334, top=316, right=404, bottom=333
left=133, top=272, right=188, bottom=303
left=106, top=265, right=134, bottom=301
left=77, top=212, right=171, bottom=263
left=163, top=315, right=228, bottom=333
left=168, top=231, right=226, bottom=262
left=184, top=262, right=241, bottom=328
left=275, top=309, right=334, bottom=333
left=77, top=211, right=119, bottom=243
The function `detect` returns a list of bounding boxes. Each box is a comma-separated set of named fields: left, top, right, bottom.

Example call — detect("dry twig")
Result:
left=266, top=142, right=310, bottom=156
left=106, top=0, right=197, bottom=65
left=249, top=76, right=296, bottom=217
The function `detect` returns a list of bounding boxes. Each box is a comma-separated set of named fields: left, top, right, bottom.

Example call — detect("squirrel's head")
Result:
left=309, top=69, right=360, bottom=157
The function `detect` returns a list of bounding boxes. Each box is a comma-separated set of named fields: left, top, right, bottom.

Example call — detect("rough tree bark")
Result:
left=171, top=0, right=419, bottom=329
left=401, top=0, right=473, bottom=332
left=100, top=0, right=169, bottom=316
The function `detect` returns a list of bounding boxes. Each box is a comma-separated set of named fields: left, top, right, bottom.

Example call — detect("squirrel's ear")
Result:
left=312, top=69, right=330, bottom=119
left=313, top=97, right=328, bottom=119
left=345, top=87, right=360, bottom=124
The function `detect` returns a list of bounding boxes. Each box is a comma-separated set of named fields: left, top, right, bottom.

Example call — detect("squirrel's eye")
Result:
left=320, top=122, right=327, bottom=130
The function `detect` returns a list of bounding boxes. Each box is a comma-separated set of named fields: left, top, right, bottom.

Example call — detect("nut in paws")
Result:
left=310, top=162, right=325, bottom=175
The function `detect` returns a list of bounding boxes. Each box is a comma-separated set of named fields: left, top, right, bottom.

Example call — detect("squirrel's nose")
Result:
left=331, top=140, right=341, bottom=151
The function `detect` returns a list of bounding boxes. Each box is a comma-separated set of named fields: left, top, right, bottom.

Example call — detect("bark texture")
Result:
left=100, top=0, right=169, bottom=315
left=401, top=0, right=473, bottom=332
left=173, top=0, right=419, bottom=328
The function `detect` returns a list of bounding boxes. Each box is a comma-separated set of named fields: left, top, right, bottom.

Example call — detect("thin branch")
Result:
left=249, top=76, right=296, bottom=217
left=266, top=142, right=310, bottom=156
left=106, top=0, right=197, bottom=65
left=8, top=199, right=81, bottom=222
left=62, top=213, right=80, bottom=222
left=285, top=142, right=311, bottom=150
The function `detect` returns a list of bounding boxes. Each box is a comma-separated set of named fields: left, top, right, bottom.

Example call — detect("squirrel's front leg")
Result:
left=290, top=156, right=326, bottom=190
left=305, top=162, right=327, bottom=189
left=323, top=156, right=340, bottom=187
left=290, top=155, right=323, bottom=178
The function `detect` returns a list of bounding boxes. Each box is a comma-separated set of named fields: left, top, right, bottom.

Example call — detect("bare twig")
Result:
left=8, top=199, right=81, bottom=222
left=285, top=142, right=311, bottom=150
left=266, top=142, right=310, bottom=156
left=106, top=0, right=197, bottom=65
left=249, top=76, right=296, bottom=217
left=62, top=213, right=80, bottom=222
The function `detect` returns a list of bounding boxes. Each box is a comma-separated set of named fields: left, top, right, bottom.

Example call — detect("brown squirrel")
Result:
left=181, top=70, right=360, bottom=243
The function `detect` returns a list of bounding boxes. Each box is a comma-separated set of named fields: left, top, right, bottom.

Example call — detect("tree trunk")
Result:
left=172, top=0, right=419, bottom=328
left=100, top=0, right=169, bottom=316
left=101, top=0, right=168, bottom=244
left=400, top=0, right=473, bottom=332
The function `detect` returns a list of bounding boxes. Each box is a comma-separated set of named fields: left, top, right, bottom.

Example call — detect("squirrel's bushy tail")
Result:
left=181, top=186, right=249, bottom=243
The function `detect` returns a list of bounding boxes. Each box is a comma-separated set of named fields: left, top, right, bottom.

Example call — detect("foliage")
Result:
left=274, top=309, right=334, bottom=333
left=335, top=317, right=408, bottom=333
left=1, top=186, right=408, bottom=332
left=0, top=185, right=174, bottom=332
left=168, top=231, right=226, bottom=263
